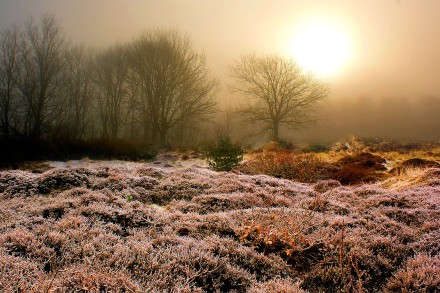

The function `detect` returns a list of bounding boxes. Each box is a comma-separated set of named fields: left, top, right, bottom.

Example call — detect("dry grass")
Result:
left=241, top=151, right=390, bottom=185
left=378, top=147, right=440, bottom=163
left=240, top=151, right=335, bottom=183
left=381, top=167, right=427, bottom=190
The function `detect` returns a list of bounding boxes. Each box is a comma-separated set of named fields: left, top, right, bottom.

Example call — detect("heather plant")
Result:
left=203, top=136, right=243, bottom=171
left=0, top=161, right=439, bottom=291
left=249, top=278, right=305, bottom=292
left=385, top=254, right=440, bottom=292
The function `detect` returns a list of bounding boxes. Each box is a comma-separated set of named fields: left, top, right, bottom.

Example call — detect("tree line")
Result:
left=0, top=15, right=326, bottom=152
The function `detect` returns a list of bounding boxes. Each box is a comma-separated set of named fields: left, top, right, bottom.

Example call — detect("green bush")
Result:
left=277, top=140, right=295, bottom=150
left=304, top=143, right=330, bottom=153
left=203, top=136, right=243, bottom=171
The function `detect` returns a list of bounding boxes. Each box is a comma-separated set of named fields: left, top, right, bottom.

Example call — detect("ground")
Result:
left=0, top=149, right=439, bottom=292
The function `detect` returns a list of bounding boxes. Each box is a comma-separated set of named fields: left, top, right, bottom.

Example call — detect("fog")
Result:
left=1, top=0, right=440, bottom=143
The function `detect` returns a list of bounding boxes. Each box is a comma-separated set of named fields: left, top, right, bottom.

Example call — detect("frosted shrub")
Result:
left=0, top=161, right=439, bottom=291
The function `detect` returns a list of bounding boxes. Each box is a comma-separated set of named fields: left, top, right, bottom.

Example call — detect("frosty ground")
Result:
left=0, top=155, right=439, bottom=292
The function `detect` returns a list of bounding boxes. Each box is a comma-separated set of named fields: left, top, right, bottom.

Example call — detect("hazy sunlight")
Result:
left=287, top=20, right=352, bottom=77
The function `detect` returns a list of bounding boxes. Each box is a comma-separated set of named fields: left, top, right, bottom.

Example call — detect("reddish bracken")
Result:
left=241, top=151, right=391, bottom=185
left=240, top=152, right=334, bottom=183
left=0, top=162, right=439, bottom=291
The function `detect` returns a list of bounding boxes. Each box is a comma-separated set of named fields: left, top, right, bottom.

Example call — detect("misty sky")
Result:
left=1, top=0, right=440, bottom=99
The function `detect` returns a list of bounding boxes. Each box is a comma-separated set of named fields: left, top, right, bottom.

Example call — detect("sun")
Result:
left=287, top=21, right=352, bottom=77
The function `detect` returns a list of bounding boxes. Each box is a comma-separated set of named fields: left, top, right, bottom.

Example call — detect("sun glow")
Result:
left=287, top=20, right=352, bottom=77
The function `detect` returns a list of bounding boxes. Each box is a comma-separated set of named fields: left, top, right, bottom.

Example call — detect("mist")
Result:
left=2, top=2, right=440, bottom=291
left=1, top=0, right=440, bottom=144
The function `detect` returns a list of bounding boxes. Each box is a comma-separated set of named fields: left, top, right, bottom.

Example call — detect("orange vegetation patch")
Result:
left=241, top=151, right=389, bottom=185
left=240, top=151, right=335, bottom=183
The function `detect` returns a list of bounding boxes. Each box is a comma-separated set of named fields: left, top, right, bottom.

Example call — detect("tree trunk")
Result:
left=2, top=85, right=11, bottom=135
left=272, top=120, right=280, bottom=142
left=32, top=111, right=42, bottom=139
left=2, top=106, right=10, bottom=135
left=143, top=121, right=150, bottom=142
left=110, top=121, right=118, bottom=140
left=1, top=120, right=9, bottom=135
left=159, top=130, right=168, bottom=149
left=151, top=125, right=160, bottom=147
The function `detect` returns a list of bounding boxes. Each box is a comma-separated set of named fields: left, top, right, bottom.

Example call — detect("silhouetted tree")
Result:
left=93, top=45, right=129, bottom=140
left=124, top=75, right=143, bottom=140
left=232, top=55, right=328, bottom=141
left=0, top=27, right=19, bottom=135
left=0, top=16, right=220, bottom=154
left=55, top=46, right=94, bottom=140
left=128, top=31, right=216, bottom=148
left=16, top=15, right=65, bottom=138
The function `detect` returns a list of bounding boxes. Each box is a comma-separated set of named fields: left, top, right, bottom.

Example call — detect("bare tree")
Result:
left=128, top=31, right=216, bottom=148
left=93, top=45, right=129, bottom=140
left=124, top=76, right=143, bottom=140
left=1, top=18, right=218, bottom=151
left=231, top=55, right=328, bottom=141
left=54, top=46, right=94, bottom=140
left=0, top=27, right=19, bottom=135
left=16, top=15, right=65, bottom=138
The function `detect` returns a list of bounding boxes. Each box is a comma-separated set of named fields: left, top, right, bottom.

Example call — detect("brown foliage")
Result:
left=333, top=152, right=388, bottom=185
left=242, top=151, right=390, bottom=185
left=241, top=151, right=334, bottom=183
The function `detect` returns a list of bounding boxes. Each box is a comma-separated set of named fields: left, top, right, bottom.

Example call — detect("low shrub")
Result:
left=1, top=159, right=439, bottom=291
left=385, top=254, right=440, bottom=292
left=32, top=265, right=142, bottom=292
left=203, top=136, right=243, bottom=171
left=334, top=164, right=378, bottom=185
left=331, top=136, right=367, bottom=153
left=336, top=152, right=386, bottom=170
left=277, top=140, right=296, bottom=150
left=249, top=278, right=305, bottom=293
left=303, top=143, right=331, bottom=153
left=333, top=152, right=388, bottom=185
left=241, top=151, right=334, bottom=183
left=390, top=158, right=440, bottom=175
left=37, top=169, right=90, bottom=194
left=314, top=180, right=342, bottom=193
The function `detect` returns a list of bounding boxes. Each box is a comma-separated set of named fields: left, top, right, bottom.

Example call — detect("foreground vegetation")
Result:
left=0, top=139, right=439, bottom=292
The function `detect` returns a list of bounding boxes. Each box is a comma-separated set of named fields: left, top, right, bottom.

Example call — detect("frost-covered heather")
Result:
left=0, top=160, right=439, bottom=292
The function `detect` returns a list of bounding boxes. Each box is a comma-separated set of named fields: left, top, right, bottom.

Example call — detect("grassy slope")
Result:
left=0, top=159, right=439, bottom=292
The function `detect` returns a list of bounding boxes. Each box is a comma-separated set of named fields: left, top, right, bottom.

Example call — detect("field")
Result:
left=1, top=143, right=439, bottom=292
